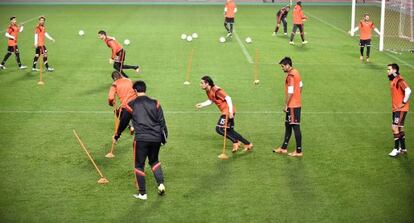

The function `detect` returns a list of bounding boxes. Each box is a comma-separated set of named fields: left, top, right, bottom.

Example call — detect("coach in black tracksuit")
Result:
left=115, top=80, right=168, bottom=200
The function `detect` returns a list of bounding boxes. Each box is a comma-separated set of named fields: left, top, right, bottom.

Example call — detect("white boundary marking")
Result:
left=307, top=12, right=414, bottom=69
left=0, top=110, right=389, bottom=114
left=234, top=31, right=254, bottom=64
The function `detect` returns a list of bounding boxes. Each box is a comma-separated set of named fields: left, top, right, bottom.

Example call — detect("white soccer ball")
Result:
left=192, top=33, right=198, bottom=39
left=254, top=80, right=260, bottom=85
left=181, top=34, right=187, bottom=40
left=219, top=37, right=226, bottom=43
left=123, top=39, right=130, bottom=45
left=186, top=36, right=193, bottom=42
left=78, top=30, right=85, bottom=36
left=245, top=37, right=252, bottom=44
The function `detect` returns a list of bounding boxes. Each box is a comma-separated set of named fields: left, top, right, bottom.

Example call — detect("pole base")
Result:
left=218, top=153, right=229, bottom=160
left=37, top=81, right=44, bottom=85
left=105, top=152, right=115, bottom=158
left=98, top=177, right=109, bottom=184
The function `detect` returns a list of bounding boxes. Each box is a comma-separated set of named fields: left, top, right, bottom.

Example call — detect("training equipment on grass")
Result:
left=78, top=30, right=85, bottom=36
left=106, top=104, right=122, bottom=158
left=181, top=34, right=187, bottom=40
left=253, top=49, right=260, bottom=85
left=183, top=48, right=194, bottom=86
left=186, top=36, right=193, bottom=42
left=73, top=129, right=109, bottom=184
left=245, top=37, right=252, bottom=44
left=123, top=39, right=130, bottom=45
left=219, top=37, right=226, bottom=43
left=192, top=33, right=198, bottom=39
left=218, top=113, right=229, bottom=160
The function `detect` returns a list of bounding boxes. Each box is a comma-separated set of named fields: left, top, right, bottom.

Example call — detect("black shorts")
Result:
left=225, top=17, right=235, bottom=23
left=359, top=39, right=371, bottom=47
left=7, top=45, right=19, bottom=53
left=114, top=49, right=126, bottom=63
left=35, top=46, right=47, bottom=55
left=392, top=111, right=408, bottom=127
left=292, top=24, right=304, bottom=34
left=217, top=114, right=235, bottom=129
left=285, top=107, right=301, bottom=124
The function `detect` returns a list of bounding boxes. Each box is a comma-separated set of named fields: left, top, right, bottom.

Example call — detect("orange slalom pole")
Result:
left=218, top=113, right=229, bottom=160
left=183, top=48, right=194, bottom=85
left=37, top=50, right=44, bottom=85
left=253, top=49, right=260, bottom=85
left=73, top=129, right=109, bottom=184
left=106, top=105, right=122, bottom=158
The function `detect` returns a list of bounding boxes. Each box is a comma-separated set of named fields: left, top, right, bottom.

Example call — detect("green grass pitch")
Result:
left=0, top=4, right=413, bottom=222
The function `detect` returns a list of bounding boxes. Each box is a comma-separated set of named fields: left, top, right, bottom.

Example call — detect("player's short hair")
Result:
left=39, top=16, right=45, bottom=21
left=297, top=1, right=302, bottom=6
left=10, top=16, right=16, bottom=21
left=387, top=63, right=400, bottom=74
left=279, top=57, right=293, bottom=66
left=111, top=71, right=122, bottom=80
left=201, top=75, right=215, bottom=87
left=98, top=30, right=107, bottom=36
left=133, top=80, right=147, bottom=93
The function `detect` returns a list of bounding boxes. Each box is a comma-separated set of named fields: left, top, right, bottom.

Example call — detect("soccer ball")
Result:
left=186, top=36, right=193, bottom=42
left=245, top=37, right=252, bottom=44
left=78, top=30, right=85, bottom=36
left=192, top=33, right=198, bottom=39
left=123, top=39, right=130, bottom=45
left=181, top=34, right=187, bottom=40
left=254, top=80, right=260, bottom=85
left=219, top=37, right=226, bottom=43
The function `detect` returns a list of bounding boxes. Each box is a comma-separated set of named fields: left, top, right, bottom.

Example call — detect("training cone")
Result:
left=183, top=81, right=190, bottom=85
left=37, top=81, right=44, bottom=85
left=98, top=177, right=109, bottom=184
left=105, top=153, right=115, bottom=158
left=218, top=153, right=229, bottom=160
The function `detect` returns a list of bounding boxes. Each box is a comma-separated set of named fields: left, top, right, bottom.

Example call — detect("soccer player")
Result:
left=98, top=30, right=140, bottom=78
left=195, top=75, right=253, bottom=153
left=0, top=16, right=27, bottom=70
left=273, top=57, right=304, bottom=157
left=224, top=0, right=237, bottom=38
left=349, top=13, right=380, bottom=62
left=32, top=16, right=55, bottom=72
left=273, top=5, right=290, bottom=36
left=387, top=63, right=411, bottom=157
left=114, top=80, right=167, bottom=200
left=289, top=1, right=308, bottom=45
left=108, top=71, right=136, bottom=135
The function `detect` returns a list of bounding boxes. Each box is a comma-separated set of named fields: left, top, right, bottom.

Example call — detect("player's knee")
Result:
left=216, top=126, right=224, bottom=135
left=392, top=125, right=399, bottom=133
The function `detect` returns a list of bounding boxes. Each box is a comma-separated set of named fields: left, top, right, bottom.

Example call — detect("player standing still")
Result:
left=273, top=57, right=304, bottom=157
left=32, top=16, right=55, bottom=72
left=0, top=17, right=27, bottom=70
left=273, top=5, right=290, bottom=36
left=224, top=0, right=237, bottom=38
left=289, top=1, right=308, bottom=45
left=387, top=63, right=411, bottom=157
left=349, top=13, right=380, bottom=62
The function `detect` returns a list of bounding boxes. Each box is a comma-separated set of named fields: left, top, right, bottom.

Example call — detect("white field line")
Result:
left=234, top=31, right=254, bottom=64
left=306, top=12, right=414, bottom=69
left=0, top=110, right=389, bottom=114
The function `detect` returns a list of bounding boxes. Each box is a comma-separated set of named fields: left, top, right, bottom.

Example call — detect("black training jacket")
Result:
left=117, top=95, right=168, bottom=143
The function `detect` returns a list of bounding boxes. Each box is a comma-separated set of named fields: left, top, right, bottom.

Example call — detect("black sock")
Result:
left=2, top=52, right=12, bottom=65
left=134, top=168, right=146, bottom=195
left=230, top=24, right=233, bottom=33
left=33, top=56, right=39, bottom=68
left=229, top=129, right=250, bottom=145
left=394, top=133, right=400, bottom=149
left=300, top=34, right=305, bottom=42
left=15, top=53, right=22, bottom=67
left=399, top=131, right=406, bottom=150
left=224, top=22, right=230, bottom=32
left=43, top=56, right=49, bottom=69
left=151, top=162, right=164, bottom=185
left=275, top=26, right=279, bottom=33
left=290, top=33, right=294, bottom=41
left=281, top=122, right=292, bottom=149
left=360, top=47, right=364, bottom=57
left=293, top=125, right=302, bottom=153
left=367, top=46, right=371, bottom=58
